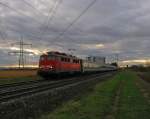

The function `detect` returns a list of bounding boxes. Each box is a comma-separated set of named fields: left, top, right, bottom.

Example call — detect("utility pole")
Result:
left=9, top=36, right=32, bottom=69
left=113, top=53, right=119, bottom=67
left=115, top=54, right=119, bottom=63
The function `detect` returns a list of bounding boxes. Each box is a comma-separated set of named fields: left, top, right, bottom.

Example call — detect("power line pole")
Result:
left=115, top=54, right=119, bottom=63
left=9, top=36, right=32, bottom=69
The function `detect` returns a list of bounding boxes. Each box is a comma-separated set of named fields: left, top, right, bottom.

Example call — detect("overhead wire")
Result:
left=48, top=0, right=97, bottom=51
left=38, top=0, right=63, bottom=40
left=0, top=16, right=8, bottom=42
left=0, top=30, right=6, bottom=40
left=51, top=0, right=98, bottom=43
left=0, top=20, right=6, bottom=41
left=0, top=2, right=43, bottom=26
left=21, top=0, right=45, bottom=17
left=0, top=0, right=97, bottom=52
left=0, top=1, right=47, bottom=57
left=45, top=0, right=63, bottom=28
left=0, top=0, right=62, bottom=43
left=0, top=1, right=47, bottom=42
left=39, top=0, right=59, bottom=32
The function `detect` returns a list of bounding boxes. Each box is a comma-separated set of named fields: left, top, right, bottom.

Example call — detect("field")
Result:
left=0, top=69, right=40, bottom=84
left=138, top=71, right=150, bottom=83
left=39, top=71, right=150, bottom=119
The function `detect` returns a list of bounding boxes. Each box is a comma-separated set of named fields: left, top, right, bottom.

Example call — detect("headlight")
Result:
left=47, top=66, right=53, bottom=69
left=39, top=65, right=44, bottom=68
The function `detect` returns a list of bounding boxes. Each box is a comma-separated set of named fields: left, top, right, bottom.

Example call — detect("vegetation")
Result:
left=40, top=71, right=150, bottom=119
left=138, top=71, right=150, bottom=83
left=0, top=69, right=40, bottom=84
left=130, top=66, right=150, bottom=72
left=116, top=72, right=150, bottom=119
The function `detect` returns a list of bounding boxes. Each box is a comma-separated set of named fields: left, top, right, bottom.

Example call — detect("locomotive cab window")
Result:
left=40, top=56, right=45, bottom=61
left=48, top=55, right=55, bottom=60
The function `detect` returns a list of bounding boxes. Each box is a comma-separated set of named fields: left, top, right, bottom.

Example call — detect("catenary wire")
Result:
left=0, top=2, right=43, bottom=26
left=51, top=0, right=98, bottom=43
left=38, top=0, right=63, bottom=41
left=21, top=0, right=45, bottom=17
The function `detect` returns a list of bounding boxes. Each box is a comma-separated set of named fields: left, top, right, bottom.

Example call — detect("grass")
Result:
left=39, top=71, right=150, bottom=119
left=116, top=71, right=150, bottom=119
left=0, top=69, right=41, bottom=84
left=40, top=74, right=120, bottom=119
left=138, top=71, right=150, bottom=83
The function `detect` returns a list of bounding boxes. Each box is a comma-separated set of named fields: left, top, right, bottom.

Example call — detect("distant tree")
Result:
left=111, top=62, right=118, bottom=67
left=130, top=64, right=148, bottom=72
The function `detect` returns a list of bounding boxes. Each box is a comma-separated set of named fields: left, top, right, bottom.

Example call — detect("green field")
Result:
left=39, top=71, right=150, bottom=119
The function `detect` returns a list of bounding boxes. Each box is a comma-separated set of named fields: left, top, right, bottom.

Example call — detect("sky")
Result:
left=0, top=0, right=150, bottom=67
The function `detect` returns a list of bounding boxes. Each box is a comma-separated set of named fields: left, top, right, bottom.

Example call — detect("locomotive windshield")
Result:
left=40, top=56, right=46, bottom=61
left=47, top=55, right=56, bottom=60
left=40, top=55, right=57, bottom=61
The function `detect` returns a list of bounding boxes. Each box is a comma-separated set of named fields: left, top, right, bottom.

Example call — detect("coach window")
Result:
left=66, top=58, right=68, bottom=62
left=75, top=60, right=76, bottom=63
left=68, top=58, right=70, bottom=62
left=64, top=58, right=66, bottom=62
left=73, top=59, right=77, bottom=63
left=73, top=59, right=75, bottom=63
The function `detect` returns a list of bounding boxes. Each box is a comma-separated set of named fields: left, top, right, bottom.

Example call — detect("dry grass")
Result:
left=0, top=69, right=37, bottom=79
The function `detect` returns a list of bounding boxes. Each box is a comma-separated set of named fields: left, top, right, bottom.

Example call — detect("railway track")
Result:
left=0, top=79, right=46, bottom=89
left=0, top=72, right=114, bottom=103
left=0, top=74, right=92, bottom=90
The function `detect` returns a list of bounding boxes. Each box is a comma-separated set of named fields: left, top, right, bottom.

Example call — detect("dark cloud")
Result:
left=0, top=0, right=150, bottom=66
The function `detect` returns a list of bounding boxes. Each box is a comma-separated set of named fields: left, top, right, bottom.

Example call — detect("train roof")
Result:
left=42, top=51, right=78, bottom=59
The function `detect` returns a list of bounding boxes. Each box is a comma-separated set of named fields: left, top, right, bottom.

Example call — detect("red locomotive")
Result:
left=38, top=51, right=117, bottom=78
left=38, top=51, right=82, bottom=76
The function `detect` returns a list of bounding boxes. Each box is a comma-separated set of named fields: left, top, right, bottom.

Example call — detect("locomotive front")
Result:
left=37, top=51, right=82, bottom=77
left=38, top=53, right=58, bottom=76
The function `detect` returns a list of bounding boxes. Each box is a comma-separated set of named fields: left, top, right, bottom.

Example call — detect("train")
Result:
left=37, top=51, right=117, bottom=78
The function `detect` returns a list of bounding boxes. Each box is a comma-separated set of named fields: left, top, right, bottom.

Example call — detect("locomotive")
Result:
left=38, top=51, right=117, bottom=77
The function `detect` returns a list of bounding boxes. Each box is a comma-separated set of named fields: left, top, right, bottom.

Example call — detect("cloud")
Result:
left=0, top=0, right=150, bottom=66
